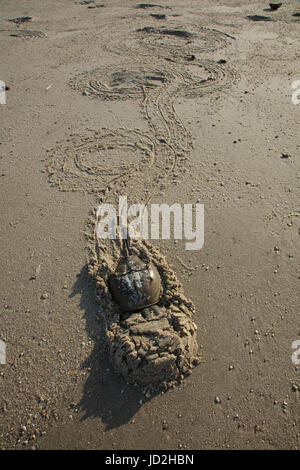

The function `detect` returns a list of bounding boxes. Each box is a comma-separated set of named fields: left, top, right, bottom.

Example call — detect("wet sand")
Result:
left=0, top=0, right=299, bottom=450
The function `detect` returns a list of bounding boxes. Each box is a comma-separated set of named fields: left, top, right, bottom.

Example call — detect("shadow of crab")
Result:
left=70, top=265, right=153, bottom=430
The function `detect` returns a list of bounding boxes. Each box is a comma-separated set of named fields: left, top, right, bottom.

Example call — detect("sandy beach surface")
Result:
left=0, top=0, right=299, bottom=450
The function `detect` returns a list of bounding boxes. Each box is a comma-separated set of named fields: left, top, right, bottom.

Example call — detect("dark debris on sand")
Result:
left=136, top=26, right=195, bottom=38
left=135, top=3, right=171, bottom=9
left=246, top=15, right=273, bottom=22
left=8, top=16, right=32, bottom=26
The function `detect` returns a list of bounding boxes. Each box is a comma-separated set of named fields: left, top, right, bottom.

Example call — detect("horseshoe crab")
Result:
left=110, top=252, right=162, bottom=312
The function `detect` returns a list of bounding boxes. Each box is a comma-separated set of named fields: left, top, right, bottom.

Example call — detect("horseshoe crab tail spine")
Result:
left=116, top=214, right=132, bottom=256
left=123, top=237, right=131, bottom=257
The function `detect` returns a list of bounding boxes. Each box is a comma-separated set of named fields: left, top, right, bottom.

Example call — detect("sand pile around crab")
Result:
left=87, top=216, right=200, bottom=392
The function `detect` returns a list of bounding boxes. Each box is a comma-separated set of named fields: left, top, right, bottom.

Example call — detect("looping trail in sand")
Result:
left=47, top=18, right=239, bottom=391
left=102, top=19, right=233, bottom=59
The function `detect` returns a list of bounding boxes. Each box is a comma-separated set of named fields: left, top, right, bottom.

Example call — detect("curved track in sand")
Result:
left=47, top=19, right=239, bottom=391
